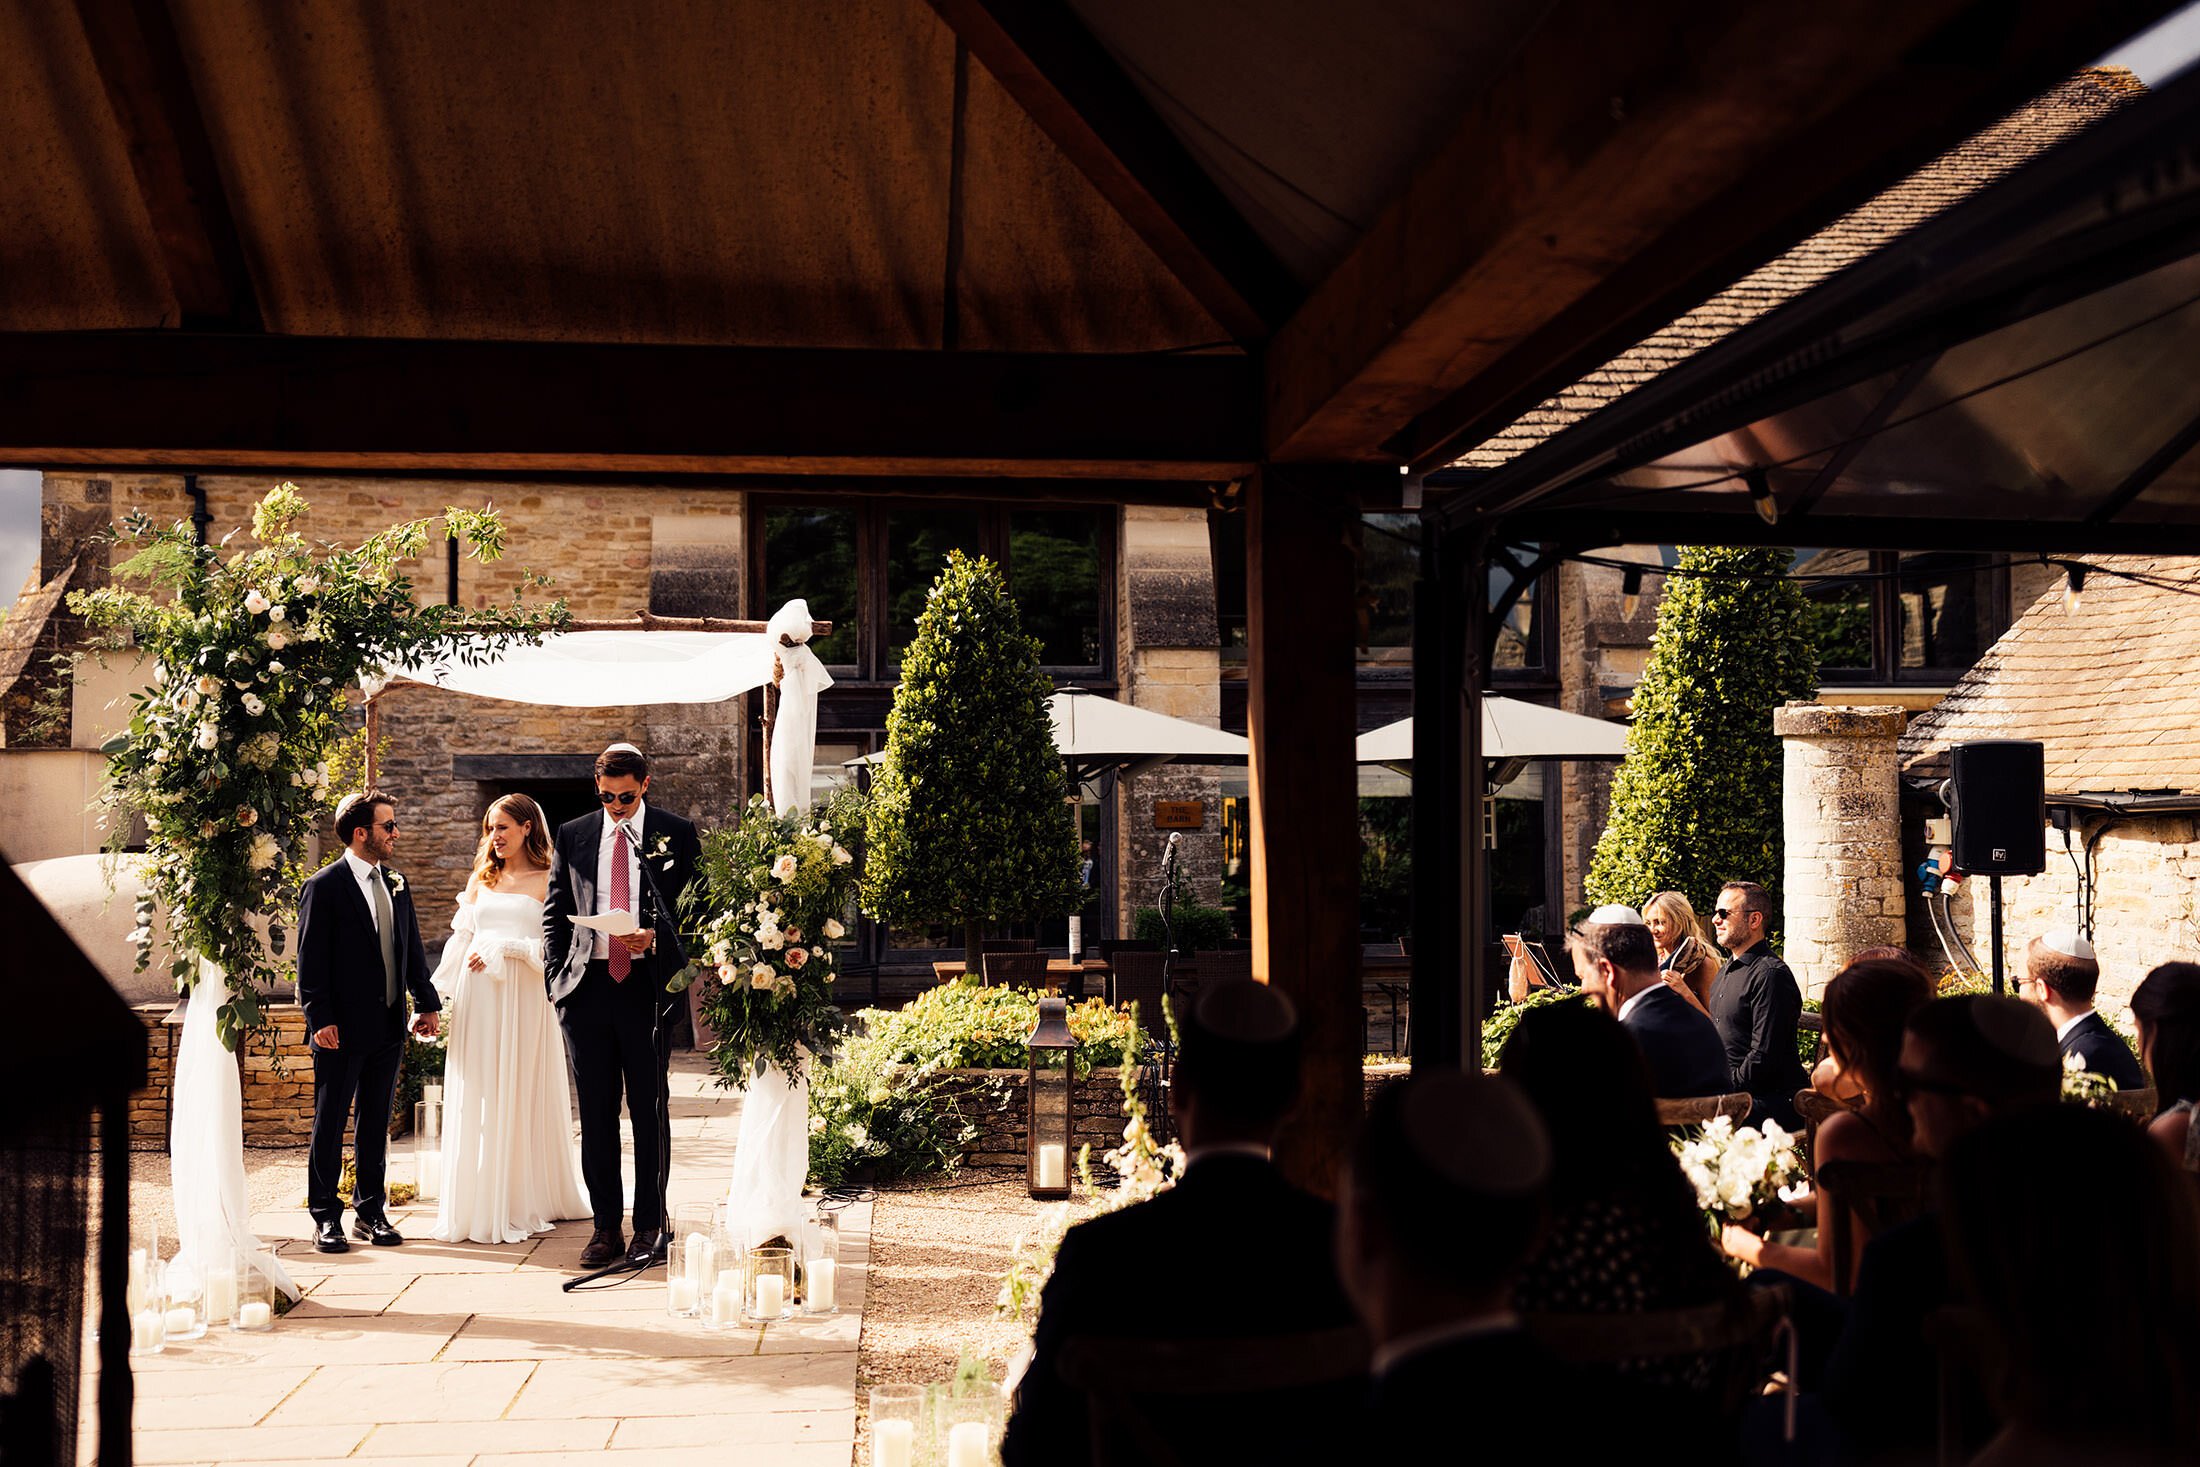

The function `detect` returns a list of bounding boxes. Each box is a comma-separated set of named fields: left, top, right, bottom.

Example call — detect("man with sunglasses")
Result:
left=544, top=742, right=702, bottom=1269
left=1706, top=880, right=1806, bottom=1129
left=298, top=790, right=441, bottom=1253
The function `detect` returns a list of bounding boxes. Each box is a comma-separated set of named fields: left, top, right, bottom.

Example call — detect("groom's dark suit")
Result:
left=297, top=854, right=438, bottom=1226
left=543, top=803, right=700, bottom=1236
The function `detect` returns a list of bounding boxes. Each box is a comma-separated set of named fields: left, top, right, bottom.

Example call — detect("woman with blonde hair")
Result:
left=429, top=793, right=589, bottom=1244
left=1643, top=891, right=1717, bottom=1015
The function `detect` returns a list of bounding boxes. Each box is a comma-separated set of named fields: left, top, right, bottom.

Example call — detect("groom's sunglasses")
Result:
left=598, top=791, right=640, bottom=807
left=374, top=820, right=399, bottom=832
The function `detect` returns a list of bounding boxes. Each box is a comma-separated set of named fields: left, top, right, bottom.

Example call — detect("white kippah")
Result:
left=2039, top=928, right=2096, bottom=962
left=1588, top=904, right=1648, bottom=928
left=603, top=741, right=643, bottom=757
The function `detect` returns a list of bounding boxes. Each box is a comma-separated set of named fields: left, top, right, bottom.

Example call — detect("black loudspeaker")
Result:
left=1949, top=740, right=2046, bottom=876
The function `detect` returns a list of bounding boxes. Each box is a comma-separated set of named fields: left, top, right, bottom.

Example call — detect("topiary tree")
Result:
left=864, top=550, right=1082, bottom=970
left=1584, top=545, right=1819, bottom=927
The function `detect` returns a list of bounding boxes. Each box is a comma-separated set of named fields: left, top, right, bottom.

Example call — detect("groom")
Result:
left=298, top=790, right=441, bottom=1253
left=544, top=742, right=701, bottom=1268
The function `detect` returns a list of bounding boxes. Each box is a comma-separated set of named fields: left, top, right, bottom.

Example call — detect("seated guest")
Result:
left=2022, top=929, right=2146, bottom=1091
left=1499, top=1000, right=1741, bottom=1391
left=1941, top=1104, right=2200, bottom=1465
left=2133, top=962, right=2200, bottom=1174
left=1720, top=953, right=1935, bottom=1290
left=1810, top=946, right=1933, bottom=1104
left=1645, top=889, right=1718, bottom=1014
left=1821, top=995, right=2061, bottom=1465
left=1003, top=981, right=1356, bottom=1467
left=1341, top=1072, right=1625, bottom=1459
left=1708, top=880, right=1807, bottom=1129
left=1571, top=904, right=1732, bottom=1099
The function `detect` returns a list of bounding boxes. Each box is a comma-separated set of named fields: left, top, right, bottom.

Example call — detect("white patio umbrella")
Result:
left=850, top=689, right=1249, bottom=782
left=1355, top=699, right=1629, bottom=767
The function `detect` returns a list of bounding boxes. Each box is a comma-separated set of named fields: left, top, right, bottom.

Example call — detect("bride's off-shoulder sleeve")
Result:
left=429, top=892, right=478, bottom=1002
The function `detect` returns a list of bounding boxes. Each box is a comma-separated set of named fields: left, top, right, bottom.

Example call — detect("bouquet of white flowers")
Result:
left=1673, top=1115, right=1807, bottom=1223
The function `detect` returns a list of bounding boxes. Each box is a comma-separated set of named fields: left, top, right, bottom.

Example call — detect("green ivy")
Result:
left=1481, top=987, right=1595, bottom=1070
left=1585, top=546, right=1819, bottom=924
left=863, top=552, right=1083, bottom=967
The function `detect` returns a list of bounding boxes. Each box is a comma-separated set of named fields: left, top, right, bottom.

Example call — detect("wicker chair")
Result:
left=1655, top=1092, right=1754, bottom=1127
left=2105, top=1085, right=2158, bottom=1120
left=1056, top=1326, right=1371, bottom=1467
left=980, top=950, right=1052, bottom=988
left=1111, top=950, right=1171, bottom=1035
left=1817, top=1158, right=1933, bottom=1296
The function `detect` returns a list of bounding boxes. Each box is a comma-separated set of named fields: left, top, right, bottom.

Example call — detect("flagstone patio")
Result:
left=89, top=1056, right=864, bottom=1467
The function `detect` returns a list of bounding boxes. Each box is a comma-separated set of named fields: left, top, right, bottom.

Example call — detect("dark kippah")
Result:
left=1395, top=1071, right=1551, bottom=1200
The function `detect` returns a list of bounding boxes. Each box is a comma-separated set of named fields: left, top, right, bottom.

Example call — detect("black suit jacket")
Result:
left=1373, top=1328, right=1635, bottom=1459
left=1003, top=1153, right=1359, bottom=1467
left=2060, top=1011, right=2147, bottom=1091
left=1622, top=984, right=1736, bottom=1099
left=543, top=804, right=702, bottom=1006
left=296, top=857, right=438, bottom=1044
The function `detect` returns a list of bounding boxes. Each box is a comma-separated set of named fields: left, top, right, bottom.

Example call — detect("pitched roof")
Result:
left=0, top=558, right=76, bottom=703
left=1452, top=68, right=2148, bottom=471
left=1899, top=556, right=2200, bottom=793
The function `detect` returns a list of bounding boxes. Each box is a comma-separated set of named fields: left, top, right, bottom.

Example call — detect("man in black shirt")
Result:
left=1707, top=880, right=1806, bottom=1129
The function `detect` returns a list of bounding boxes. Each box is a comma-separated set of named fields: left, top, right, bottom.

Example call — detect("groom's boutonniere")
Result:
left=384, top=868, right=407, bottom=896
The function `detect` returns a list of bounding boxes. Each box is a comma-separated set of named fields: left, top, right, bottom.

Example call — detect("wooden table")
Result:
left=930, top=958, right=1109, bottom=988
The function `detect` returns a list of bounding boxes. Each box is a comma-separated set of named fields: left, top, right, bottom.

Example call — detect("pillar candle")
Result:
left=873, top=1418, right=915, bottom=1467
left=709, top=1275, right=743, bottom=1325
left=805, top=1256, right=837, bottom=1312
left=755, top=1272, right=785, bottom=1318
left=163, top=1305, right=195, bottom=1337
left=667, top=1276, right=699, bottom=1314
left=683, top=1232, right=710, bottom=1288
left=205, top=1269, right=238, bottom=1326
left=131, top=1309, right=164, bottom=1352
left=236, top=1301, right=273, bottom=1331
left=1037, top=1143, right=1067, bottom=1191
left=946, top=1420, right=990, bottom=1467
left=126, top=1249, right=150, bottom=1315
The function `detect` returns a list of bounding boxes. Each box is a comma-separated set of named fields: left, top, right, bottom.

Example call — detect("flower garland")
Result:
left=70, top=484, right=567, bottom=1049
left=678, top=789, right=864, bottom=1086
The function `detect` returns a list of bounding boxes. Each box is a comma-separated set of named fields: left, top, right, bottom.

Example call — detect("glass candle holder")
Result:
left=128, top=1259, right=168, bottom=1357
left=745, top=1246, right=793, bottom=1323
left=800, top=1212, right=840, bottom=1315
left=203, top=1249, right=242, bottom=1331
left=234, top=1259, right=276, bottom=1332
left=667, top=1202, right=716, bottom=1317
left=940, top=1380, right=1005, bottom=1467
left=413, top=1097, right=443, bottom=1204
left=702, top=1229, right=746, bottom=1331
left=162, top=1257, right=208, bottom=1342
left=126, top=1219, right=160, bottom=1317
left=868, top=1384, right=924, bottom=1467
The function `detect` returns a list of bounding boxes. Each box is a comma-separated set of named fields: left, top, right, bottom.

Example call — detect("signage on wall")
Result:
left=1153, top=800, right=1205, bottom=830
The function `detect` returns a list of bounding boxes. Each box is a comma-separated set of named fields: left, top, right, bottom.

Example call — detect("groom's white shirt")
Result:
left=342, top=847, right=385, bottom=933
left=590, top=799, right=646, bottom=961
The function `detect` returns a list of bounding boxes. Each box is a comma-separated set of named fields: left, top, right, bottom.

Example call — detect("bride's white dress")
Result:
left=429, top=887, right=590, bottom=1243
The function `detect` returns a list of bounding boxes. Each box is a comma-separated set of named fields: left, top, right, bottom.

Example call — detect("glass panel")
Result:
left=1897, top=553, right=2000, bottom=674
left=1359, top=796, right=1411, bottom=943
left=887, top=508, right=984, bottom=666
left=1793, top=547, right=1873, bottom=672
left=1009, top=510, right=1103, bottom=666
left=1360, top=513, right=1418, bottom=659
left=763, top=507, right=858, bottom=666
left=1488, top=547, right=1542, bottom=671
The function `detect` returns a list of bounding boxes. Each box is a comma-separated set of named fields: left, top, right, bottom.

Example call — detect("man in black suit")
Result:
left=1708, top=880, right=1807, bottom=1128
left=1572, top=904, right=1733, bottom=1099
left=1003, top=981, right=1360, bottom=1467
left=543, top=742, right=702, bottom=1269
left=297, top=790, right=441, bottom=1253
left=2022, top=929, right=2147, bottom=1091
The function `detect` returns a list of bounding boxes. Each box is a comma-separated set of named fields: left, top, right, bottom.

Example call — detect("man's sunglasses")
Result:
left=374, top=820, right=400, bottom=833
left=1713, top=908, right=1746, bottom=922
left=598, top=791, right=641, bottom=807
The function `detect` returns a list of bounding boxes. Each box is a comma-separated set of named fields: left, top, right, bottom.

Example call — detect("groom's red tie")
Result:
left=609, top=823, right=632, bottom=982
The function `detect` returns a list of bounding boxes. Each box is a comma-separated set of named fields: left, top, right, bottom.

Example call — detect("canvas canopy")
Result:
left=849, top=690, right=1248, bottom=782
left=1355, top=701, right=1629, bottom=767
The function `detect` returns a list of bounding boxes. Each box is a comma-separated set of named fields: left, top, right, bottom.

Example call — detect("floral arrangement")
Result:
left=680, top=788, right=864, bottom=1086
left=2060, top=1052, right=2119, bottom=1108
left=1673, top=1115, right=1807, bottom=1224
left=805, top=1027, right=978, bottom=1191
left=69, top=484, right=565, bottom=1048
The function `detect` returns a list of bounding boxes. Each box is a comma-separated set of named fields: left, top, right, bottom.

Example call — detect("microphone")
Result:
left=1161, top=831, right=1180, bottom=876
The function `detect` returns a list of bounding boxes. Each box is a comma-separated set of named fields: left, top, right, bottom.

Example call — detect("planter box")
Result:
left=936, top=1066, right=1130, bottom=1170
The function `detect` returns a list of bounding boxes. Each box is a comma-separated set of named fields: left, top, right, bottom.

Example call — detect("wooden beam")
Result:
left=924, top=0, right=1298, bottom=342
left=0, top=332, right=1257, bottom=479
left=1264, top=0, right=2178, bottom=465
left=1247, top=464, right=1373, bottom=1196
left=72, top=0, right=261, bottom=330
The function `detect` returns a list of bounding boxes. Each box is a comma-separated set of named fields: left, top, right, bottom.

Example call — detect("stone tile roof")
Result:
left=1453, top=68, right=2148, bottom=471
left=0, top=559, right=74, bottom=700
left=1899, top=556, right=2200, bottom=792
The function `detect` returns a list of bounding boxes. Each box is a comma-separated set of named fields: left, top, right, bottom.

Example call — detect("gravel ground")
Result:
left=93, top=1144, right=313, bottom=1261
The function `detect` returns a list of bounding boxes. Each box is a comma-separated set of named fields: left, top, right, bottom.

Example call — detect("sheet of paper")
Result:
left=570, top=909, right=640, bottom=936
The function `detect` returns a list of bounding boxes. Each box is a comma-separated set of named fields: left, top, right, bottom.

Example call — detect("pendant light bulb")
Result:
left=1621, top=566, right=1644, bottom=619
left=1745, top=467, right=1779, bottom=526
left=2063, top=563, right=2086, bottom=615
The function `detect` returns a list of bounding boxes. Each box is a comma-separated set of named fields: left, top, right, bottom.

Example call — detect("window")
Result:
left=885, top=508, right=984, bottom=667
left=1794, top=549, right=2009, bottom=683
left=1008, top=511, right=1104, bottom=668
left=762, top=507, right=859, bottom=666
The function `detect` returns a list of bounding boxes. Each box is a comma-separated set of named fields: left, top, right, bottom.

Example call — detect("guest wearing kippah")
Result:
left=1571, top=905, right=1732, bottom=1100
left=2133, top=962, right=2200, bottom=1173
left=2021, top=929, right=2146, bottom=1091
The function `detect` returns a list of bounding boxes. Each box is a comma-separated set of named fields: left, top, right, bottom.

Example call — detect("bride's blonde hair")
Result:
left=471, top=793, right=551, bottom=889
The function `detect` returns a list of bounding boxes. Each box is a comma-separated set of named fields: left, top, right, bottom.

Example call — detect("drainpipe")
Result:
left=186, top=474, right=212, bottom=546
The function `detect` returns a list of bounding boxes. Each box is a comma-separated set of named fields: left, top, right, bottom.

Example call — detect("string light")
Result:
left=2063, top=562, right=2086, bottom=615
left=1745, top=467, right=1779, bottom=526
left=1621, top=566, right=1644, bottom=618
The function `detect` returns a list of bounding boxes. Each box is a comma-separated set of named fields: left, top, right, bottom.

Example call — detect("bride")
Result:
left=429, top=794, right=590, bottom=1243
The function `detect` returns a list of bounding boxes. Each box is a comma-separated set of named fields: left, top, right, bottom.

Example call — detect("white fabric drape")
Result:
left=170, top=966, right=299, bottom=1301
left=368, top=630, right=788, bottom=705
left=727, top=601, right=828, bottom=1246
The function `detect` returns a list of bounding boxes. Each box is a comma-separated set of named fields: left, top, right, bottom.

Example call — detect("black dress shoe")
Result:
left=579, top=1228, right=626, bottom=1269
left=314, top=1219, right=350, bottom=1254
left=350, top=1214, right=403, bottom=1247
left=626, top=1228, right=669, bottom=1267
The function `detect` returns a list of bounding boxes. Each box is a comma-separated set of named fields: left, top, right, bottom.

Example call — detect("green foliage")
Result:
left=1585, top=546, right=1819, bottom=921
left=1799, top=996, right=1823, bottom=1072
left=863, top=552, right=1082, bottom=950
left=1481, top=987, right=1595, bottom=1070
left=863, top=977, right=1143, bottom=1078
left=70, top=485, right=567, bottom=1044
left=1131, top=899, right=1235, bottom=953
left=1360, top=797, right=1413, bottom=940
left=805, top=1026, right=976, bottom=1191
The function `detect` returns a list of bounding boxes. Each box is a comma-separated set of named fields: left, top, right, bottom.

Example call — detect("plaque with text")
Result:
left=1153, top=800, right=1205, bottom=830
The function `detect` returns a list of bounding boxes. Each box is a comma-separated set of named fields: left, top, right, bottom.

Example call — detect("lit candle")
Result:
left=1037, top=1143, right=1067, bottom=1191
left=755, top=1272, right=785, bottom=1318
left=683, top=1232, right=710, bottom=1288
left=805, top=1256, right=837, bottom=1312
left=131, top=1308, right=165, bottom=1352
left=710, top=1275, right=743, bottom=1326
left=873, top=1418, right=915, bottom=1467
left=667, top=1276, right=699, bottom=1314
left=127, top=1249, right=150, bottom=1314
left=236, top=1301, right=273, bottom=1331
left=205, top=1269, right=238, bottom=1326
left=163, top=1305, right=195, bottom=1337
left=946, top=1420, right=989, bottom=1467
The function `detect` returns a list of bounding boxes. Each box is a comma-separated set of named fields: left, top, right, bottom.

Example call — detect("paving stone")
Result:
left=263, top=1360, right=536, bottom=1426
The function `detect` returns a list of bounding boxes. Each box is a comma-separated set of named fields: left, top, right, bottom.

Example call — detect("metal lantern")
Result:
left=1027, top=996, right=1077, bottom=1200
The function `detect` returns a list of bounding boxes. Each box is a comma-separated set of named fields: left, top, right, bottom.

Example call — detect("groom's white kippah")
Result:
left=603, top=741, right=643, bottom=757
left=1587, top=903, right=1648, bottom=928
left=2038, top=928, right=2096, bottom=962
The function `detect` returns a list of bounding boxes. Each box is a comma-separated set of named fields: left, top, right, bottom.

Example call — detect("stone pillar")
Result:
left=1774, top=703, right=1908, bottom=996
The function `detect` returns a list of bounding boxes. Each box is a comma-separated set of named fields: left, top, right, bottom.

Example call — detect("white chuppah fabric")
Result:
left=370, top=630, right=788, bottom=706
left=171, top=966, right=300, bottom=1301
left=725, top=600, right=827, bottom=1248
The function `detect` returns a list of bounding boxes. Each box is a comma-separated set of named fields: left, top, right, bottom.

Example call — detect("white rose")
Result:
left=831, top=845, right=852, bottom=866
left=823, top=918, right=846, bottom=940
left=811, top=946, right=826, bottom=960
left=268, top=660, right=284, bottom=674
left=150, top=746, right=169, bottom=764
left=296, top=575, right=319, bottom=595
left=247, top=833, right=281, bottom=871
left=195, top=675, right=219, bottom=696
left=195, top=724, right=219, bottom=750
left=266, top=631, right=288, bottom=651
left=771, top=854, right=799, bottom=883
left=750, top=963, right=775, bottom=990
left=243, top=589, right=269, bottom=615
left=241, top=693, right=266, bottom=716
left=289, top=771, right=304, bottom=787
left=757, top=927, right=785, bottom=952
left=268, top=604, right=286, bottom=623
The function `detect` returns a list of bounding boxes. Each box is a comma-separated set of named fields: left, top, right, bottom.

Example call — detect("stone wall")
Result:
left=938, top=1067, right=1131, bottom=1169
left=126, top=1004, right=179, bottom=1150
left=121, top=1001, right=377, bottom=1150
left=1776, top=703, right=1908, bottom=996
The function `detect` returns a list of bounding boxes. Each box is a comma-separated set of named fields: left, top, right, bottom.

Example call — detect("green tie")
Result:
left=372, top=872, right=398, bottom=1007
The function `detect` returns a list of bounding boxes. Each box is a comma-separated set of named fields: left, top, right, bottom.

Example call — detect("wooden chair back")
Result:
left=1056, top=1326, right=1371, bottom=1467
left=1111, top=951, right=1170, bottom=1034
left=980, top=951, right=1052, bottom=988
left=1817, top=1159, right=1933, bottom=1296
left=1525, top=1286, right=1791, bottom=1420
left=1655, top=1092, right=1754, bottom=1127
left=2105, top=1086, right=2158, bottom=1120
left=1095, top=939, right=1158, bottom=965
left=980, top=938, right=1038, bottom=954
left=1794, top=1086, right=1847, bottom=1149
